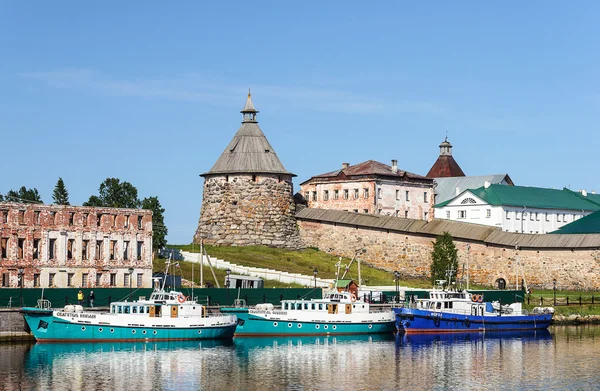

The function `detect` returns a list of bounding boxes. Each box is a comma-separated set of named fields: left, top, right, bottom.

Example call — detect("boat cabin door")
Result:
left=345, top=304, right=352, bottom=314
left=328, top=304, right=338, bottom=314
left=149, top=306, right=156, bottom=318
left=171, top=305, right=178, bottom=318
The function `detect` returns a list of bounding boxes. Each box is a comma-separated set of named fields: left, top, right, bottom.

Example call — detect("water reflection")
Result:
left=4, top=327, right=600, bottom=390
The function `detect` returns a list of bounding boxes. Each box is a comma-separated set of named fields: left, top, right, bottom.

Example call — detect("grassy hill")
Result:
left=162, top=244, right=432, bottom=289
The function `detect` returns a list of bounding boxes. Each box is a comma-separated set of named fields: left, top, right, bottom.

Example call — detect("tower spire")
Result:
left=241, top=89, right=258, bottom=123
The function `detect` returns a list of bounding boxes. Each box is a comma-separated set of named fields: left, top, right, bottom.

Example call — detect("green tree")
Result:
left=142, top=196, right=168, bottom=251
left=5, top=186, right=43, bottom=203
left=52, top=177, right=70, bottom=205
left=84, top=178, right=141, bottom=208
left=430, top=232, right=458, bottom=286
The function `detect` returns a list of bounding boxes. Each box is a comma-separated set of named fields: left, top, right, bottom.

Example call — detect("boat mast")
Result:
left=200, top=238, right=204, bottom=287
left=161, top=251, right=172, bottom=291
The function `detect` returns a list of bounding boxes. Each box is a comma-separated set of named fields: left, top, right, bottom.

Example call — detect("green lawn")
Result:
left=166, top=244, right=432, bottom=288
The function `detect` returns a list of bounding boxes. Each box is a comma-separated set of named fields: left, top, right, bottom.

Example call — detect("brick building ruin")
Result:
left=194, top=92, right=302, bottom=249
left=0, top=202, right=153, bottom=289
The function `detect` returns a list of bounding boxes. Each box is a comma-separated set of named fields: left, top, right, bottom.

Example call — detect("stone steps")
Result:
left=180, top=251, right=333, bottom=288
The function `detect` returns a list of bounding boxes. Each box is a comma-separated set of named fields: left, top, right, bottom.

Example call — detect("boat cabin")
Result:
left=109, top=290, right=206, bottom=318
left=278, top=291, right=370, bottom=316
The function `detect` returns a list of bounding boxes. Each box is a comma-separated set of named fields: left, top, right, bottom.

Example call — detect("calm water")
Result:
left=2, top=326, right=600, bottom=391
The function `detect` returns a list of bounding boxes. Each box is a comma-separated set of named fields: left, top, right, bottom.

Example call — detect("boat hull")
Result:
left=394, top=307, right=553, bottom=333
left=223, top=308, right=396, bottom=336
left=21, top=308, right=237, bottom=342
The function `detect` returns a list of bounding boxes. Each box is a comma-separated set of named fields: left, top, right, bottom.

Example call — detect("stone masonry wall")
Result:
left=297, top=219, right=600, bottom=290
left=195, top=173, right=302, bottom=249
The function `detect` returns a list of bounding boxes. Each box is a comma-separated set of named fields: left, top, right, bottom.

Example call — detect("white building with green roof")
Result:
left=434, top=184, right=600, bottom=234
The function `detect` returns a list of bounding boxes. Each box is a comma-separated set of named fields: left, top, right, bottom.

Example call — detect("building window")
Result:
left=82, top=240, right=89, bottom=260
left=458, top=210, right=467, bottom=219
left=323, top=190, right=329, bottom=201
left=0, top=210, right=7, bottom=223
left=446, top=211, right=450, bottom=219
left=96, top=240, right=103, bottom=260
left=137, top=241, right=144, bottom=260
left=124, top=215, right=130, bottom=228
left=50, top=211, right=57, bottom=225
left=545, top=213, right=549, bottom=222
left=82, top=273, right=88, bottom=287
left=353, top=189, right=359, bottom=199
left=1, top=238, right=7, bottom=259
left=506, top=211, right=510, bottom=220
left=304, top=192, right=309, bottom=201
left=123, top=241, right=130, bottom=260
left=97, top=214, right=102, bottom=227
left=124, top=273, right=130, bottom=288
left=34, top=211, right=40, bottom=225
left=563, top=213, right=567, bottom=222
left=83, top=213, right=89, bottom=226
left=404, top=211, right=409, bottom=218
left=556, top=214, right=560, bottom=222
left=68, top=212, right=74, bottom=226
left=461, top=198, right=477, bottom=204
left=67, top=273, right=74, bottom=287
left=405, top=191, right=410, bottom=201
left=96, top=273, right=102, bottom=286
left=396, top=190, right=400, bottom=200
left=530, top=213, right=534, bottom=221
left=138, top=216, right=143, bottom=230
left=363, top=188, right=369, bottom=198
left=486, top=209, right=491, bottom=218
left=312, top=191, right=317, bottom=201
left=516, top=212, right=521, bottom=220
left=33, top=239, right=40, bottom=260
left=1, top=272, right=8, bottom=287
left=343, top=189, right=349, bottom=200
left=110, top=273, right=117, bottom=287
left=33, top=274, right=40, bottom=287
left=424, top=212, right=428, bottom=220
left=364, top=209, right=368, bottom=213
left=49, top=273, right=56, bottom=287
left=378, top=189, right=382, bottom=199
left=424, top=192, right=428, bottom=203
left=334, top=190, right=339, bottom=200
left=110, top=241, right=117, bottom=260
left=49, top=238, right=56, bottom=260
left=18, top=210, right=25, bottom=225
left=137, top=273, right=143, bottom=287
left=18, top=238, right=25, bottom=259
left=67, top=239, right=74, bottom=260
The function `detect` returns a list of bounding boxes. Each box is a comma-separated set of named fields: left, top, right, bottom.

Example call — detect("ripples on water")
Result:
left=2, top=327, right=600, bottom=391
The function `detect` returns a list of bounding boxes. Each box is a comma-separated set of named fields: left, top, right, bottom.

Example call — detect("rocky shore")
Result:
left=552, top=314, right=600, bottom=325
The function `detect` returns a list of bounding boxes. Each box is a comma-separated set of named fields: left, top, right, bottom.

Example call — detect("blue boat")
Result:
left=222, top=290, right=396, bottom=337
left=394, top=288, right=554, bottom=333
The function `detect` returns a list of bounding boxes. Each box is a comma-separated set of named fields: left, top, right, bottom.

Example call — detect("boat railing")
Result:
left=36, top=299, right=52, bottom=310
left=234, top=299, right=247, bottom=308
left=406, top=302, right=531, bottom=316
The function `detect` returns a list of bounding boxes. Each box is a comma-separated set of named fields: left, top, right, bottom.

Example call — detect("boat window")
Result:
left=436, top=302, right=442, bottom=309
left=296, top=303, right=301, bottom=310
left=311, top=304, right=316, bottom=310
left=304, top=303, right=309, bottom=310
left=124, top=306, right=130, bottom=314
left=318, top=304, right=323, bottom=310
left=132, top=306, right=137, bottom=313
left=118, top=306, right=123, bottom=314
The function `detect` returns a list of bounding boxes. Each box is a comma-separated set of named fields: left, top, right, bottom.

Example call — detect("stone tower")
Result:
left=426, top=137, right=466, bottom=178
left=194, top=92, right=302, bottom=249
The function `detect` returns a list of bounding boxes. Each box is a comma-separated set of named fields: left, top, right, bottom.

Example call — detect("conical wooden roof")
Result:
left=201, top=95, right=295, bottom=177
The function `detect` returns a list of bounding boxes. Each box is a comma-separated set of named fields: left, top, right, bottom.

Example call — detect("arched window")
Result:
left=461, top=197, right=477, bottom=204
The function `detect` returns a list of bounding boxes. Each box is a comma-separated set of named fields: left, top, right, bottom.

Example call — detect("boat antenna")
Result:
left=161, top=251, right=172, bottom=291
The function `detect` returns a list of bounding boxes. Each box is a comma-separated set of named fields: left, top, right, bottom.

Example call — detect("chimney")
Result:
left=391, top=159, right=398, bottom=173
left=342, top=162, right=349, bottom=169
left=455, top=187, right=461, bottom=196
left=581, top=189, right=588, bottom=197
left=592, top=190, right=597, bottom=194
left=484, top=181, right=491, bottom=189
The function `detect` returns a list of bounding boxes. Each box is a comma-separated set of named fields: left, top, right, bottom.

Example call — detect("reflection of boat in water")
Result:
left=395, top=285, right=553, bottom=333
left=233, top=333, right=395, bottom=351
left=396, top=329, right=552, bottom=347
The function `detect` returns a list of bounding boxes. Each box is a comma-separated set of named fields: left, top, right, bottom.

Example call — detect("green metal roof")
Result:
left=446, top=184, right=600, bottom=211
left=335, top=279, right=354, bottom=287
left=551, top=210, right=600, bottom=234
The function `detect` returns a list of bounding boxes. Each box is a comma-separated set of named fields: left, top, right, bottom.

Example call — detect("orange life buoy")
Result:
left=177, top=294, right=186, bottom=303
left=350, top=293, right=357, bottom=302
left=471, top=294, right=478, bottom=302
left=477, top=294, right=483, bottom=303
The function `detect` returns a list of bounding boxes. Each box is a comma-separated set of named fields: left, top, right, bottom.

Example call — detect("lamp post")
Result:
left=128, top=267, right=134, bottom=300
left=553, top=278, right=557, bottom=306
left=225, top=268, right=231, bottom=289
left=393, top=270, right=400, bottom=303
left=466, top=244, right=470, bottom=290
left=18, top=267, right=24, bottom=307
left=313, top=268, right=318, bottom=288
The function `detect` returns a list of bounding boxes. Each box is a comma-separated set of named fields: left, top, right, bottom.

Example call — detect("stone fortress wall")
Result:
left=296, top=208, right=600, bottom=290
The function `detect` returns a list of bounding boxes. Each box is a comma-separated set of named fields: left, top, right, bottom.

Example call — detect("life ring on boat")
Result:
left=350, top=293, right=357, bottom=302
left=471, top=295, right=478, bottom=302
left=177, top=294, right=186, bottom=303
left=477, top=295, right=483, bottom=303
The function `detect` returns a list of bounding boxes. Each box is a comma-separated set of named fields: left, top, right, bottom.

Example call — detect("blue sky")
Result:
left=1, top=2, right=598, bottom=244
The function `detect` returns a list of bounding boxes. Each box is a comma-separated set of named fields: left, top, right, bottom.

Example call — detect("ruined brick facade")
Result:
left=300, top=160, right=434, bottom=221
left=194, top=93, right=302, bottom=249
left=0, top=203, right=153, bottom=289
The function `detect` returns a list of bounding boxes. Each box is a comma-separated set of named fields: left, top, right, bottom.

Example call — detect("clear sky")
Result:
left=1, top=2, right=598, bottom=244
